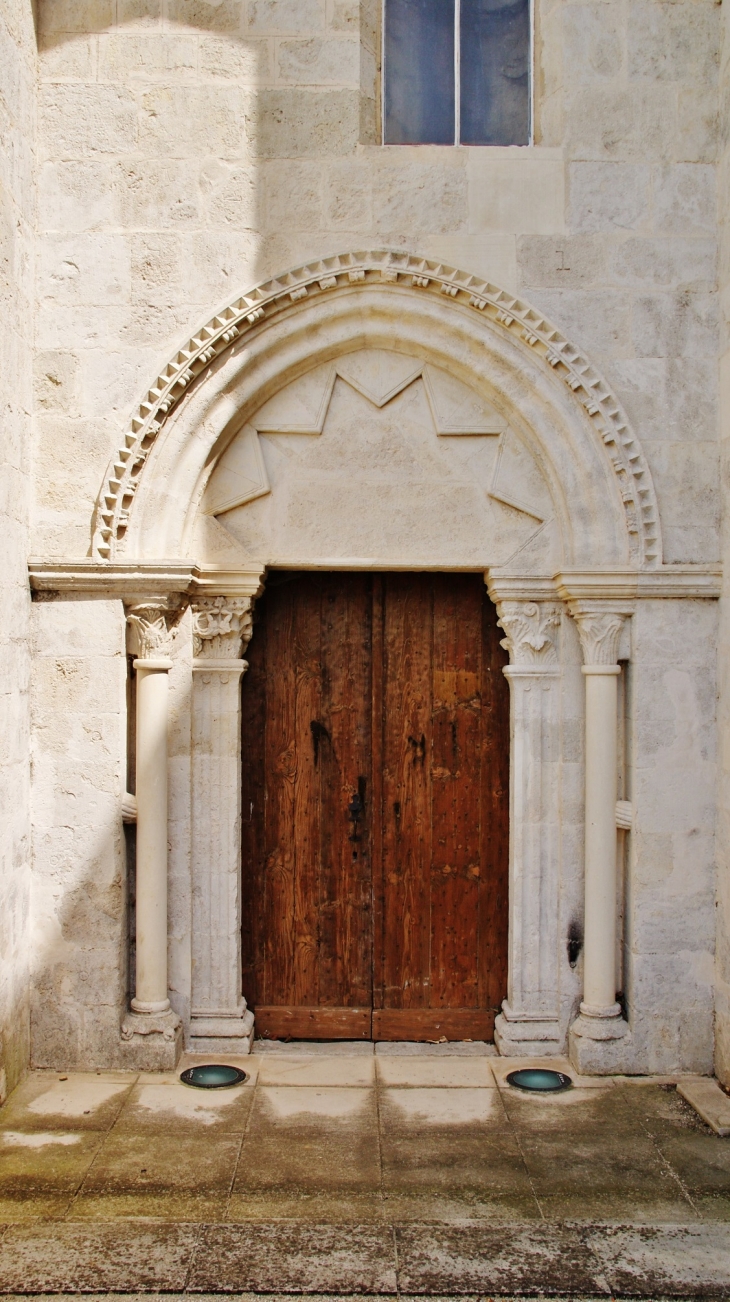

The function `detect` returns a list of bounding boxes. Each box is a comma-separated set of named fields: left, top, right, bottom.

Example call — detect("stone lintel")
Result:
left=27, top=559, right=266, bottom=602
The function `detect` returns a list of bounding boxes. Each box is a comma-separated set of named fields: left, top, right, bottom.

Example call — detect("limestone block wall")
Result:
left=0, top=0, right=36, bottom=1100
left=716, top=0, right=730, bottom=1086
left=30, top=598, right=129, bottom=1069
left=28, top=0, right=724, bottom=1072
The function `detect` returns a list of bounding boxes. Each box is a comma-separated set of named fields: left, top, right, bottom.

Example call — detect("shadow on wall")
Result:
left=28, top=595, right=196, bottom=1071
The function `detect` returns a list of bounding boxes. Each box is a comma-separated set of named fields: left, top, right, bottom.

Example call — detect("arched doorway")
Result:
left=240, top=570, right=510, bottom=1041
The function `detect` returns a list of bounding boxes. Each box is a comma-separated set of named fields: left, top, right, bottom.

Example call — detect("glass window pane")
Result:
left=460, top=0, right=530, bottom=146
left=385, top=0, right=455, bottom=145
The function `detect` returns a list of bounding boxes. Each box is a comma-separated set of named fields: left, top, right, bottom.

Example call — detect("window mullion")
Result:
left=454, top=0, right=460, bottom=145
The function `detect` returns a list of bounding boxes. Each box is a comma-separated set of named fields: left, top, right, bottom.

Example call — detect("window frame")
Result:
left=380, top=0, right=534, bottom=148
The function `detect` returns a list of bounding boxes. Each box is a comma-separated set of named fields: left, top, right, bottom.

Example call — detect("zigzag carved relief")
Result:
left=93, top=250, right=661, bottom=566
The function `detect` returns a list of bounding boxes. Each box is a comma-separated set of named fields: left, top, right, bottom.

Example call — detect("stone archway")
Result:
left=39, top=250, right=712, bottom=1073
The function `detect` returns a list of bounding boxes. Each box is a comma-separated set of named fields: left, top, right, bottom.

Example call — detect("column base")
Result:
left=569, top=1011, right=633, bottom=1074
left=494, top=1007, right=563, bottom=1057
left=120, top=1008, right=183, bottom=1070
left=189, top=1008, right=255, bottom=1056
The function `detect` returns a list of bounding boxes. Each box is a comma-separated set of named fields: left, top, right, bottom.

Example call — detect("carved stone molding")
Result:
left=92, top=251, right=661, bottom=567
left=125, top=600, right=184, bottom=661
left=496, top=601, right=561, bottom=667
left=569, top=604, right=631, bottom=666
left=192, top=595, right=253, bottom=661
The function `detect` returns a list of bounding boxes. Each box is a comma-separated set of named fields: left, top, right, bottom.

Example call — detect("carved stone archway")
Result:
left=32, top=251, right=721, bottom=1075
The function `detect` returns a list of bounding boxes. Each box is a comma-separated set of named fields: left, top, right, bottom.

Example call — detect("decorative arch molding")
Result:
left=93, top=249, right=661, bottom=568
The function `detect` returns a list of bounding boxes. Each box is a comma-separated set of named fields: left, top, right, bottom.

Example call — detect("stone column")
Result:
left=490, top=596, right=564, bottom=1056
left=190, top=596, right=255, bottom=1053
left=569, top=603, right=632, bottom=1070
left=121, top=601, right=182, bottom=1066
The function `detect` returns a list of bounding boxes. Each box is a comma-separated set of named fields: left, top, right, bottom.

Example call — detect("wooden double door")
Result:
left=241, top=571, right=509, bottom=1041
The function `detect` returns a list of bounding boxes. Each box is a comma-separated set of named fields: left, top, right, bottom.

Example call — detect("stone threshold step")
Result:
left=0, top=1221, right=729, bottom=1296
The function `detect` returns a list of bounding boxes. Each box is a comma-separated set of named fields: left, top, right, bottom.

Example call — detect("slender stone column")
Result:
left=490, top=596, right=564, bottom=1056
left=190, top=596, right=255, bottom=1053
left=121, top=601, right=182, bottom=1064
left=569, top=604, right=632, bottom=1065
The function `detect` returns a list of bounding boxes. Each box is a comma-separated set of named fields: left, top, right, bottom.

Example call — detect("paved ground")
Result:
left=1, top=1042, right=730, bottom=1294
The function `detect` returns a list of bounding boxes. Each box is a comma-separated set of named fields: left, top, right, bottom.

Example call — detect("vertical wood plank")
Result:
left=291, top=574, right=322, bottom=1005
left=479, top=587, right=511, bottom=1012
left=240, top=599, right=267, bottom=1010
left=381, top=573, right=433, bottom=1009
left=430, top=574, right=482, bottom=1009
left=371, top=575, right=385, bottom=1012
left=262, top=579, right=298, bottom=1005
left=319, top=573, right=373, bottom=1007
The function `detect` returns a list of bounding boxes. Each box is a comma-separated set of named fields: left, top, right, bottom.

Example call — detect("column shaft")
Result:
left=581, top=665, right=621, bottom=1016
left=132, top=658, right=172, bottom=1013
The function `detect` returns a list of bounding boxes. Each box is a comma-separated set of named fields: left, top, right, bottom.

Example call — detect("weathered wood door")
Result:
left=241, top=571, right=509, bottom=1041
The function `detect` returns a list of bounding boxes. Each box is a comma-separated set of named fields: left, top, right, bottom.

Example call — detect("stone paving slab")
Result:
left=1, top=1222, right=730, bottom=1295
left=394, top=1224, right=604, bottom=1295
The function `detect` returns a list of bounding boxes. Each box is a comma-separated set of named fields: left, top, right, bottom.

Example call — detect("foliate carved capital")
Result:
left=569, top=603, right=629, bottom=666
left=496, top=601, right=561, bottom=666
left=126, top=600, right=183, bottom=660
left=192, top=596, right=253, bottom=660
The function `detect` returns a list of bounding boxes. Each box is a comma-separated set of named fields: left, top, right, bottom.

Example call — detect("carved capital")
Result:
left=126, top=600, right=183, bottom=660
left=192, top=595, right=253, bottom=660
left=569, top=603, right=629, bottom=666
left=496, top=601, right=561, bottom=666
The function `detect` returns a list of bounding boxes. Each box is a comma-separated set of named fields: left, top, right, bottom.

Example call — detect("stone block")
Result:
left=565, top=85, right=677, bottom=163
left=39, top=235, right=131, bottom=308
left=114, top=160, right=201, bottom=231
left=167, top=0, right=242, bottom=29
left=263, top=159, right=323, bottom=231
left=602, top=356, right=717, bottom=443
left=417, top=234, right=517, bottom=293
left=676, top=83, right=719, bottom=164
left=246, top=0, right=325, bottom=32
left=609, top=237, right=716, bottom=290
left=631, top=291, right=718, bottom=358
left=277, top=37, right=360, bottom=85
left=198, top=34, right=272, bottom=82
left=524, top=288, right=631, bottom=358
left=678, top=1076, right=730, bottom=1134
left=568, top=163, right=650, bottom=233
left=39, top=0, right=113, bottom=33
left=204, top=166, right=258, bottom=231
left=628, top=2, right=719, bottom=86
left=116, top=0, right=162, bottom=20
left=33, top=352, right=79, bottom=414
left=97, top=33, right=198, bottom=83
left=653, top=164, right=716, bottom=235
left=254, top=89, right=360, bottom=156
left=373, top=158, right=468, bottom=235
left=180, top=229, right=260, bottom=305
left=467, top=149, right=565, bottom=234
left=325, top=160, right=374, bottom=230
left=39, top=161, right=118, bottom=234
left=131, top=232, right=186, bottom=307
left=38, top=34, right=95, bottom=82
left=40, top=85, right=138, bottom=159
left=563, top=2, right=625, bottom=83
left=78, top=346, right=151, bottom=419
left=517, top=234, right=605, bottom=288
left=138, top=87, right=249, bottom=159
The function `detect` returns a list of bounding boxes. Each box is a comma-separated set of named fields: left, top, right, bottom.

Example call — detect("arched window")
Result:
left=384, top=0, right=530, bottom=146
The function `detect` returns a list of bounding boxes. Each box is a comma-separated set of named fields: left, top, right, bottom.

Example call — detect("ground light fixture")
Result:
left=506, top=1068, right=572, bottom=1093
left=180, top=1064, right=248, bottom=1088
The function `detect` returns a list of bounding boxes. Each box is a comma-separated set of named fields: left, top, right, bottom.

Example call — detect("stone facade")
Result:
left=0, top=0, right=729, bottom=1084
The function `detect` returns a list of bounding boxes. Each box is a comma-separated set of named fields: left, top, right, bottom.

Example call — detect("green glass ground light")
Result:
left=180, top=1064, right=248, bottom=1089
left=506, top=1068, right=572, bottom=1093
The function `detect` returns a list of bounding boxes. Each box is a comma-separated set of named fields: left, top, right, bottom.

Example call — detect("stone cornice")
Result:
left=90, top=249, right=662, bottom=568
left=28, top=559, right=266, bottom=601
left=555, top=567, right=722, bottom=601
